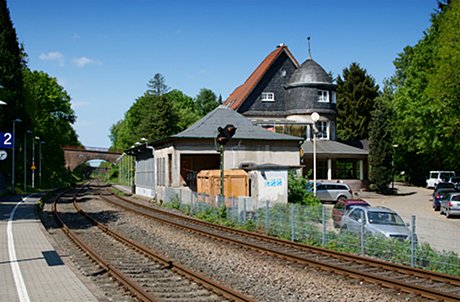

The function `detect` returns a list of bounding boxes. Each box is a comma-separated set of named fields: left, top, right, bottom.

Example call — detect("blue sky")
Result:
left=8, top=0, right=438, bottom=148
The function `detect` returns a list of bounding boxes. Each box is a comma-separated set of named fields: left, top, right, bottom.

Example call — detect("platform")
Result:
left=0, top=194, right=98, bottom=302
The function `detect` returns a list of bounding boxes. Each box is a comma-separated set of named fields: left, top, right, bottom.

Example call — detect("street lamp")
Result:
left=24, top=130, right=32, bottom=191
left=32, top=136, right=40, bottom=189
left=39, top=140, right=45, bottom=187
left=392, top=144, right=399, bottom=191
left=12, top=118, right=22, bottom=193
left=311, top=112, right=320, bottom=197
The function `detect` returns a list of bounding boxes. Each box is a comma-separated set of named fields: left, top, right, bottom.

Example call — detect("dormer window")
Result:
left=261, top=92, right=275, bottom=102
left=318, top=90, right=329, bottom=102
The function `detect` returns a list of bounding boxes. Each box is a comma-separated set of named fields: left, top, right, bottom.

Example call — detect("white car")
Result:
left=426, top=171, right=455, bottom=189
left=311, top=182, right=353, bottom=203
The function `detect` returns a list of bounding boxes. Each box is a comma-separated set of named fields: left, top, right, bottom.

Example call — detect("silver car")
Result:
left=440, top=192, right=460, bottom=218
left=313, top=182, right=353, bottom=203
left=340, top=206, right=415, bottom=241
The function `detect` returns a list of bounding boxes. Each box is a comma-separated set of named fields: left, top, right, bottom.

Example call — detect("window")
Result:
left=316, top=121, right=329, bottom=139
left=318, top=90, right=329, bottom=102
left=261, top=92, right=275, bottom=102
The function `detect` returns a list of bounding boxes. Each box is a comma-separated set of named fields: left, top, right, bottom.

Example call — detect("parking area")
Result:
left=354, top=183, right=460, bottom=254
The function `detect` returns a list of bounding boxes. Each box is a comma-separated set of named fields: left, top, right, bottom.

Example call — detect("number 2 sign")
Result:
left=0, top=132, right=14, bottom=149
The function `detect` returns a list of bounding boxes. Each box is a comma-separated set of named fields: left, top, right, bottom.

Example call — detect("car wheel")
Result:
left=337, top=196, right=346, bottom=203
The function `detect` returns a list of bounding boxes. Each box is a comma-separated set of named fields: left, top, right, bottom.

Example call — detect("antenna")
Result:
left=307, top=36, right=312, bottom=59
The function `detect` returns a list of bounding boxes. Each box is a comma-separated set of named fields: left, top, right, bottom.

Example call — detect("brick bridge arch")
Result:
left=63, top=146, right=122, bottom=171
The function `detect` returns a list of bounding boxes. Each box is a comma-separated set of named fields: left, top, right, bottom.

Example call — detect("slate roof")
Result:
left=224, top=44, right=299, bottom=110
left=287, top=58, right=334, bottom=87
left=173, top=105, right=303, bottom=141
left=301, top=140, right=368, bottom=157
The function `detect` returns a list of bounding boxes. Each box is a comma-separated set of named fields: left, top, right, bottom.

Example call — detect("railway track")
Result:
left=52, top=185, right=255, bottom=302
left=98, top=185, right=460, bottom=302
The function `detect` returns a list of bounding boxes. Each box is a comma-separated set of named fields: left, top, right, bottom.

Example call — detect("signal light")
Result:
left=216, top=124, right=237, bottom=145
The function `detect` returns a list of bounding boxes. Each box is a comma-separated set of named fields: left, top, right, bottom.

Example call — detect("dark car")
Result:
left=332, top=199, right=370, bottom=228
left=432, top=182, right=456, bottom=199
left=433, top=188, right=457, bottom=211
left=449, top=176, right=460, bottom=190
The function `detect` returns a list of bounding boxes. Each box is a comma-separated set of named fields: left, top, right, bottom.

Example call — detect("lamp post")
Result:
left=24, top=130, right=32, bottom=191
left=39, top=140, right=45, bottom=187
left=311, top=112, right=320, bottom=196
left=12, top=118, right=22, bottom=193
left=392, top=144, right=399, bottom=191
left=32, top=136, right=39, bottom=189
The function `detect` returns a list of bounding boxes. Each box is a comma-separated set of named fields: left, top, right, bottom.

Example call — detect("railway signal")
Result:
left=216, top=124, right=237, bottom=197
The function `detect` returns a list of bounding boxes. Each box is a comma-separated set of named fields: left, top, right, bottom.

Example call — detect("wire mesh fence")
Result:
left=159, top=187, right=460, bottom=276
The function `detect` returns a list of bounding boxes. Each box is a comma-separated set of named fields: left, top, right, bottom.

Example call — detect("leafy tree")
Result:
left=147, top=73, right=169, bottom=96
left=137, top=93, right=179, bottom=141
left=336, top=63, right=379, bottom=141
left=195, top=88, right=219, bottom=116
left=23, top=69, right=80, bottom=187
left=389, top=1, right=458, bottom=184
left=166, top=89, right=200, bottom=131
left=368, top=82, right=394, bottom=193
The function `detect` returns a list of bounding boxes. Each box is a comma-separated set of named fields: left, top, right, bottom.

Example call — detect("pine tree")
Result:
left=0, top=0, right=25, bottom=127
left=336, top=63, right=379, bottom=141
left=147, top=73, right=169, bottom=96
left=368, top=84, right=394, bottom=193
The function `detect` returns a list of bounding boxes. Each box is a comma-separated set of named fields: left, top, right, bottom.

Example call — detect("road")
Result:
left=356, top=183, right=460, bottom=254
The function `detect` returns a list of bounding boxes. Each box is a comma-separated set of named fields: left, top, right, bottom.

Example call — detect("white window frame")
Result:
left=261, top=92, right=275, bottom=102
left=316, top=121, right=329, bottom=140
left=318, top=90, right=329, bottom=103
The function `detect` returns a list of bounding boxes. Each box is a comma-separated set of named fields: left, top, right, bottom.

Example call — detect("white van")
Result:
left=426, top=171, right=456, bottom=189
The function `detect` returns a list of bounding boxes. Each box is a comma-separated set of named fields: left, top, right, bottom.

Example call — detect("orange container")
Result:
left=197, top=169, right=248, bottom=198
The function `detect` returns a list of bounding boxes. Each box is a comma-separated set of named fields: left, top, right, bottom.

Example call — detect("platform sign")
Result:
left=0, top=132, right=13, bottom=149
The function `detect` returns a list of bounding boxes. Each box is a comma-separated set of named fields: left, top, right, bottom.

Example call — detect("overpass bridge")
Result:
left=63, top=146, right=123, bottom=171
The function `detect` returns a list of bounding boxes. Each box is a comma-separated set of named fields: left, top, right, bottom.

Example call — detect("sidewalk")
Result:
left=0, top=194, right=98, bottom=302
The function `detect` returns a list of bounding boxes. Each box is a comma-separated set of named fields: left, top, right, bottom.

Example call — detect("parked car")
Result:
left=340, top=206, right=415, bottom=241
left=332, top=199, right=370, bottom=228
left=432, top=182, right=455, bottom=199
left=307, top=182, right=353, bottom=203
left=449, top=176, right=460, bottom=190
left=426, top=171, right=455, bottom=189
left=440, top=192, right=460, bottom=218
left=433, top=188, right=457, bottom=211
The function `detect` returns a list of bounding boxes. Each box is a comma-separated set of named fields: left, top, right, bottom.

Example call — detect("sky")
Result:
left=8, top=0, right=439, bottom=149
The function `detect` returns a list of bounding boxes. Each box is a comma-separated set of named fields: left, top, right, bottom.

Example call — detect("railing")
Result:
left=62, top=145, right=123, bottom=154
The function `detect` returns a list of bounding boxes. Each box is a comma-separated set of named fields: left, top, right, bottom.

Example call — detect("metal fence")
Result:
left=160, top=187, right=460, bottom=276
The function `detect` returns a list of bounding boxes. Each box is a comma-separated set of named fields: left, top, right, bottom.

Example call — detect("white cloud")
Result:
left=72, top=56, right=99, bottom=67
left=39, top=51, right=64, bottom=66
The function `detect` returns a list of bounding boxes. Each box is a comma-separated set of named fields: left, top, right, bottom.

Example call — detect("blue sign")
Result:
left=0, top=132, right=13, bottom=149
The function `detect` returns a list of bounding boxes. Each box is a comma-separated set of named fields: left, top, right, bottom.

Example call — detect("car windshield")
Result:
left=441, top=172, right=455, bottom=180
left=367, top=211, right=405, bottom=226
left=452, top=195, right=460, bottom=201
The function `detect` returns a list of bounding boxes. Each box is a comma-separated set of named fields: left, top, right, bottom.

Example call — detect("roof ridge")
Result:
left=224, top=45, right=298, bottom=110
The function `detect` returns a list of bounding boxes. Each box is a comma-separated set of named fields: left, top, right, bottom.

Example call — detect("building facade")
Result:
left=224, top=44, right=368, bottom=191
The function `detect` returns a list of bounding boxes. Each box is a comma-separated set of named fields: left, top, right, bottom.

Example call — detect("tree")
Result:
left=368, top=82, right=394, bottom=193
left=389, top=1, right=458, bottom=184
left=166, top=89, right=200, bottom=131
left=0, top=0, right=27, bottom=188
left=147, top=73, right=169, bottom=96
left=336, top=63, right=379, bottom=141
left=23, top=69, right=80, bottom=187
left=195, top=88, right=219, bottom=116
